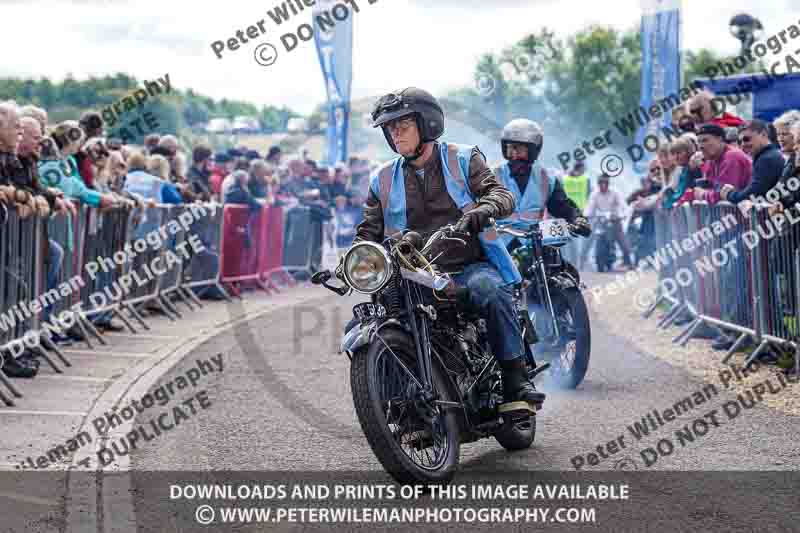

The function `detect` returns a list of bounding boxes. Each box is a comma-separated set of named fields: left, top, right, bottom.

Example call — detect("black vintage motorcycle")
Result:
left=312, top=224, right=550, bottom=485
left=497, top=216, right=591, bottom=390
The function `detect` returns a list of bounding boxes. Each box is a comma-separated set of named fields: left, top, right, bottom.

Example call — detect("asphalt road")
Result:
left=125, top=280, right=800, bottom=531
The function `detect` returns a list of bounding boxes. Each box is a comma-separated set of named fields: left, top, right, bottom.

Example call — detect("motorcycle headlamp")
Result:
left=343, top=242, right=393, bottom=294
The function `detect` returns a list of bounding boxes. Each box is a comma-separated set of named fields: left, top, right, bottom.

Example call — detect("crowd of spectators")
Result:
left=616, top=89, right=800, bottom=358
left=0, top=99, right=371, bottom=377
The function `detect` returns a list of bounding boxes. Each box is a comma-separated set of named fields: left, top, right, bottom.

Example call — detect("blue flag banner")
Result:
left=636, top=0, right=682, bottom=171
left=313, top=0, right=354, bottom=166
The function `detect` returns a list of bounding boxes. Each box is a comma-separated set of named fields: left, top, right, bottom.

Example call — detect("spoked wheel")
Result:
left=350, top=329, right=460, bottom=485
left=531, top=288, right=591, bottom=389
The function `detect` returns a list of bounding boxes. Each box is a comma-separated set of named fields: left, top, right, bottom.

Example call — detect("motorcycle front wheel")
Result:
left=350, top=329, right=460, bottom=485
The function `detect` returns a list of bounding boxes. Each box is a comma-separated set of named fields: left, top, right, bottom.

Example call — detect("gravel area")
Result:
left=583, top=270, right=800, bottom=417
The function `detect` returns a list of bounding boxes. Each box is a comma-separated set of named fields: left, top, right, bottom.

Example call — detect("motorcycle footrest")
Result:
left=528, top=362, right=550, bottom=380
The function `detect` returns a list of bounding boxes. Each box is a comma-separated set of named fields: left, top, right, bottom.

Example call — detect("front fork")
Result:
left=518, top=247, right=560, bottom=343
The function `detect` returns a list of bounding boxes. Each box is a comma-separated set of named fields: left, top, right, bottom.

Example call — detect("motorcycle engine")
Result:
left=432, top=322, right=486, bottom=387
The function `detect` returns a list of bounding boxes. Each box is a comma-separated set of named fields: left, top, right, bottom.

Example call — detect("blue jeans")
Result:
left=91, top=270, right=115, bottom=325
left=452, top=262, right=523, bottom=361
left=43, top=239, right=64, bottom=324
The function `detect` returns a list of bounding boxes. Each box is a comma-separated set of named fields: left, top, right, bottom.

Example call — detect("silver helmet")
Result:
left=501, top=119, right=544, bottom=162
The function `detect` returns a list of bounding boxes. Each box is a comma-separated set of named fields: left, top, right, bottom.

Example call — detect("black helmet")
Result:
left=371, top=87, right=444, bottom=157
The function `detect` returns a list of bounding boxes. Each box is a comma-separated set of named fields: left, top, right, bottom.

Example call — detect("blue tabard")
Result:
left=369, top=143, right=522, bottom=285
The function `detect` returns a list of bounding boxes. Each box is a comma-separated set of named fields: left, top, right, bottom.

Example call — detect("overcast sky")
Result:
left=1, top=0, right=796, bottom=114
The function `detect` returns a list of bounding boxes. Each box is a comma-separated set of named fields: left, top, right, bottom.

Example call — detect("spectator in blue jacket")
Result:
left=124, top=151, right=182, bottom=205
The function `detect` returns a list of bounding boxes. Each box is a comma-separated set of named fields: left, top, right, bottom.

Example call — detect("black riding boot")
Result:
left=499, top=358, right=545, bottom=414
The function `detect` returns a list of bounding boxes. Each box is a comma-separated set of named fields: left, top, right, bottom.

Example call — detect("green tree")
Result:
left=683, top=48, right=764, bottom=85
left=543, top=26, right=642, bottom=143
left=0, top=73, right=302, bottom=138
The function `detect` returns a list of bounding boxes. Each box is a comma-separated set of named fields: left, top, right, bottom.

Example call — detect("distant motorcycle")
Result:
left=627, top=211, right=643, bottom=262
left=591, top=211, right=618, bottom=273
left=498, top=217, right=591, bottom=389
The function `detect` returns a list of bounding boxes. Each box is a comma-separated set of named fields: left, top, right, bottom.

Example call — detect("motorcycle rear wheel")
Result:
left=350, top=329, right=460, bottom=485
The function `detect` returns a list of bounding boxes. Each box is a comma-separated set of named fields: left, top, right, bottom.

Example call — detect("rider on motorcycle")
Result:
left=493, top=119, right=591, bottom=245
left=354, top=87, right=545, bottom=412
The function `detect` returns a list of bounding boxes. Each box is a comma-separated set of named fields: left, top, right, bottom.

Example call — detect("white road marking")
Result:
left=103, top=333, right=179, bottom=340
left=0, top=490, right=59, bottom=507
left=61, top=350, right=152, bottom=359
left=33, top=375, right=111, bottom=383
left=0, top=409, right=86, bottom=417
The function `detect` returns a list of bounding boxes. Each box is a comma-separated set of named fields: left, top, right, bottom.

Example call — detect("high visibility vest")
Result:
left=369, top=142, right=522, bottom=285
left=493, top=162, right=556, bottom=221
left=562, top=173, right=589, bottom=211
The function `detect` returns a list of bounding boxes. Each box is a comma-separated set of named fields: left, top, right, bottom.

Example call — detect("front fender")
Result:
left=339, top=319, right=409, bottom=355
left=340, top=321, right=373, bottom=354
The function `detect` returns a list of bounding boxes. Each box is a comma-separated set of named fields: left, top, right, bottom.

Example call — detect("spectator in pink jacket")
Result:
left=693, top=123, right=752, bottom=204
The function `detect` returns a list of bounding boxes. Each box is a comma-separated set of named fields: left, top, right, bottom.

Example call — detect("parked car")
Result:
left=287, top=118, right=308, bottom=133
left=205, top=118, right=232, bottom=134
left=232, top=116, right=261, bottom=134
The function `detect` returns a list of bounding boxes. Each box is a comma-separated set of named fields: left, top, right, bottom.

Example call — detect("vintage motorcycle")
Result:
left=311, top=224, right=550, bottom=485
left=498, top=216, right=591, bottom=390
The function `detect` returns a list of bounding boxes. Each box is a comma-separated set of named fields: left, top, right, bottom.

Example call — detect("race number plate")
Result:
left=540, top=218, right=571, bottom=246
left=353, top=302, right=386, bottom=321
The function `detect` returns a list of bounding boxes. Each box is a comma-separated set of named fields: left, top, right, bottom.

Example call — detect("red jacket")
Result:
left=210, top=171, right=225, bottom=196
left=78, top=153, right=94, bottom=188
left=696, top=145, right=752, bottom=204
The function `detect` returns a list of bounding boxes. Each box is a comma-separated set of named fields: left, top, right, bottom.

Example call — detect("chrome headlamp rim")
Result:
left=342, top=241, right=393, bottom=295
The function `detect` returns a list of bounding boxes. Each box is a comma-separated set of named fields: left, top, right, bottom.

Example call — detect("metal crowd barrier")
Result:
left=0, top=198, right=301, bottom=406
left=281, top=205, right=324, bottom=280
left=151, top=205, right=203, bottom=318
left=182, top=202, right=231, bottom=301
left=219, top=204, right=297, bottom=295
left=642, top=207, right=678, bottom=318
left=0, top=206, right=71, bottom=403
left=643, top=199, right=800, bottom=370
